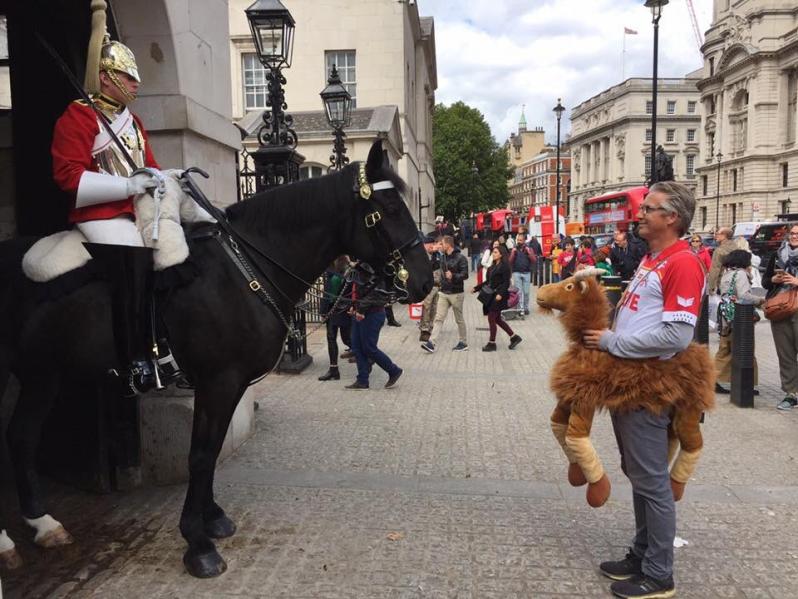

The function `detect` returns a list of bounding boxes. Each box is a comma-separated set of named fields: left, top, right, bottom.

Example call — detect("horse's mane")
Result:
left=225, top=162, right=408, bottom=235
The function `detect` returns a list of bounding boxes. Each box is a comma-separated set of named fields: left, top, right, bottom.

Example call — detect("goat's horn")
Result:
left=573, top=267, right=605, bottom=281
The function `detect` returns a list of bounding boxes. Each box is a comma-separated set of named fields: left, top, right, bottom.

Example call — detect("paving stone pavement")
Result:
left=2, top=276, right=798, bottom=598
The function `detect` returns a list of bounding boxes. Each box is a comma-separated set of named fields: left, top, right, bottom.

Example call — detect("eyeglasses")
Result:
left=789, top=232, right=798, bottom=237
left=690, top=239, right=701, bottom=243
left=639, top=204, right=670, bottom=215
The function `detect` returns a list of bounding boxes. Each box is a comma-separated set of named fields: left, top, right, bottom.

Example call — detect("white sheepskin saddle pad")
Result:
left=22, top=170, right=216, bottom=283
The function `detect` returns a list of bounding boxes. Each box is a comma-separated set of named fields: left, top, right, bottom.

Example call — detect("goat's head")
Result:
left=537, top=268, right=610, bottom=340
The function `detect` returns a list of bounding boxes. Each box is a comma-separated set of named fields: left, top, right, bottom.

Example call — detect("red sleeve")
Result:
left=661, top=254, right=706, bottom=324
left=51, top=102, right=99, bottom=196
left=133, top=114, right=160, bottom=169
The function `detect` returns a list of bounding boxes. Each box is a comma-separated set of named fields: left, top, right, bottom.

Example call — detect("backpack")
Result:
left=717, top=271, right=738, bottom=337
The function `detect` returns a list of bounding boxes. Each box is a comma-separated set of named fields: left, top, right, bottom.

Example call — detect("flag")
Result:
left=624, top=27, right=638, bottom=34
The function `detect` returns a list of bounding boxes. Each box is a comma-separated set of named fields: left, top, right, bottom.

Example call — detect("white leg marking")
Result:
left=24, top=514, right=73, bottom=547
left=0, top=529, right=22, bottom=570
left=0, top=531, right=13, bottom=554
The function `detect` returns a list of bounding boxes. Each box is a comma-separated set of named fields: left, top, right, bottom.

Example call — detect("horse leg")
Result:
left=201, top=384, right=246, bottom=540
left=7, top=375, right=73, bottom=548
left=180, top=376, right=246, bottom=578
left=669, top=406, right=704, bottom=502
left=550, top=403, right=586, bottom=486
left=0, top=528, right=22, bottom=570
left=564, top=404, right=610, bottom=507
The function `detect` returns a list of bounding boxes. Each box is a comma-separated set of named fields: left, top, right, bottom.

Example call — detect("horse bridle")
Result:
left=354, top=162, right=422, bottom=296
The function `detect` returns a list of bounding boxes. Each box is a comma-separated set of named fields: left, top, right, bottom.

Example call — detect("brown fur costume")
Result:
left=538, top=268, right=715, bottom=507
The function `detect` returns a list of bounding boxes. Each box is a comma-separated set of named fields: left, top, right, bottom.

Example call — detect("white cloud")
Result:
left=420, top=0, right=714, bottom=144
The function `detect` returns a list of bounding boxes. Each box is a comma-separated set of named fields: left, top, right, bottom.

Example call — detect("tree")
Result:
left=432, top=102, right=513, bottom=223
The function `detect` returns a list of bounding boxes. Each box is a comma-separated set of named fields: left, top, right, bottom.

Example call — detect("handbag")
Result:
left=764, top=287, right=798, bottom=322
left=477, top=284, right=495, bottom=306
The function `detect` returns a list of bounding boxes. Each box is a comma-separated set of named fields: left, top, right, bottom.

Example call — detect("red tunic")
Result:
left=51, top=101, right=159, bottom=224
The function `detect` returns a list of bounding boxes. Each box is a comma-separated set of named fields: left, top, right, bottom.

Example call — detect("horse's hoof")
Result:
left=204, top=514, right=237, bottom=539
left=568, top=463, right=588, bottom=487
left=184, top=548, right=227, bottom=578
left=36, top=525, right=74, bottom=548
left=586, top=474, right=611, bottom=508
left=0, top=547, right=23, bottom=570
left=671, top=478, right=686, bottom=502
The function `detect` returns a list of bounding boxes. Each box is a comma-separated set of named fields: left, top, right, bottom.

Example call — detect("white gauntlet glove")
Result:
left=126, top=172, right=159, bottom=196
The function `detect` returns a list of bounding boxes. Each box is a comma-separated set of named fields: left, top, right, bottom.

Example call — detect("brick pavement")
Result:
left=2, top=276, right=798, bottom=598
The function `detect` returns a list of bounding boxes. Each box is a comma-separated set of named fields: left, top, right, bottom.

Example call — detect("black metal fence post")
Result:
left=278, top=301, right=313, bottom=374
left=731, top=303, right=755, bottom=408
left=694, top=294, right=709, bottom=344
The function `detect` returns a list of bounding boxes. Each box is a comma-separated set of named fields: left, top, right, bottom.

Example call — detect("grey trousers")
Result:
left=611, top=408, right=675, bottom=581
left=770, top=312, right=798, bottom=394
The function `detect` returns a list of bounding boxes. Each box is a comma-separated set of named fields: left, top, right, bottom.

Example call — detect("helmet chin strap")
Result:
left=105, top=69, right=137, bottom=104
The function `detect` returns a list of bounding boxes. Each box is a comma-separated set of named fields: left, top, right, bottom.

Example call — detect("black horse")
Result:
left=0, top=140, right=433, bottom=578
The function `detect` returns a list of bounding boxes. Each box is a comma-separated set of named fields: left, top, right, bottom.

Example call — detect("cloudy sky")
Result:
left=420, top=0, right=714, bottom=144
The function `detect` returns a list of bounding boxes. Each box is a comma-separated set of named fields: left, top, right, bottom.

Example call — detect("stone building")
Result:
left=228, top=0, right=437, bottom=230
left=508, top=147, right=571, bottom=216
left=694, top=0, right=798, bottom=230
left=567, top=77, right=702, bottom=225
left=505, top=109, right=547, bottom=169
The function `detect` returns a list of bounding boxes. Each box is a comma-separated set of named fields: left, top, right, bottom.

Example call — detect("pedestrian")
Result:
left=527, top=234, right=544, bottom=285
left=469, top=232, right=483, bottom=273
left=346, top=273, right=403, bottom=390
left=689, top=234, right=713, bottom=271
left=583, top=181, right=705, bottom=598
left=714, top=249, right=763, bottom=395
left=610, top=229, right=645, bottom=282
left=509, top=232, right=535, bottom=316
left=318, top=256, right=353, bottom=381
left=473, top=246, right=522, bottom=352
left=419, top=236, right=441, bottom=343
left=551, top=241, right=563, bottom=282
left=594, top=245, right=615, bottom=276
left=557, top=237, right=578, bottom=278
left=707, top=227, right=736, bottom=294
left=763, top=223, right=798, bottom=410
left=422, top=235, right=469, bottom=352
left=576, top=239, right=595, bottom=267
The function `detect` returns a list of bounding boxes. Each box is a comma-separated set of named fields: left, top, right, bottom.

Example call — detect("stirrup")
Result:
left=110, top=360, right=157, bottom=398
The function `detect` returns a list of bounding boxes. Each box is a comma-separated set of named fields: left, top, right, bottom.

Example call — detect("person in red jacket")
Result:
left=51, top=32, right=166, bottom=396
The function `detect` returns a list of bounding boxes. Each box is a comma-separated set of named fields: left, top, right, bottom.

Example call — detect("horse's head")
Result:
left=345, top=140, right=433, bottom=303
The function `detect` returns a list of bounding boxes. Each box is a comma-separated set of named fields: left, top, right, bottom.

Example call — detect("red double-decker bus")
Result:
left=583, top=186, right=648, bottom=236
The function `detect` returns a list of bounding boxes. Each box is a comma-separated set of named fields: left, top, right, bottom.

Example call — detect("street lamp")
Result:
left=645, top=0, right=668, bottom=184
left=715, top=151, right=723, bottom=229
left=553, top=98, right=565, bottom=235
left=320, top=65, right=352, bottom=171
left=245, top=0, right=303, bottom=191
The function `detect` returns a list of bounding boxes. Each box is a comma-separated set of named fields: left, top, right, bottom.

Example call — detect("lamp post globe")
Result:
left=644, top=0, right=669, bottom=20
left=320, top=65, right=352, bottom=171
left=553, top=98, right=565, bottom=235
left=245, top=0, right=296, bottom=69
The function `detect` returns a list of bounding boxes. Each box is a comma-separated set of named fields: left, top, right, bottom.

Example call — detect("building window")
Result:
left=788, top=71, right=797, bottom=144
left=667, top=101, right=676, bottom=114
left=666, top=129, right=675, bottom=142
left=731, top=202, right=737, bottom=224
left=687, top=129, right=696, bottom=142
left=782, top=200, right=791, bottom=215
left=783, top=163, right=789, bottom=187
left=686, top=155, right=696, bottom=176
left=709, top=97, right=716, bottom=114
left=646, top=101, right=653, bottom=114
left=732, top=168, right=738, bottom=192
left=0, top=16, right=9, bottom=109
left=242, top=53, right=268, bottom=110
left=645, top=155, right=652, bottom=177
left=700, top=206, right=707, bottom=229
left=299, top=165, right=324, bottom=179
left=702, top=174, right=708, bottom=195
left=709, top=57, right=715, bottom=76
left=707, top=132, right=715, bottom=157
left=645, top=128, right=653, bottom=142
left=688, top=101, right=697, bottom=114
left=325, top=50, right=357, bottom=108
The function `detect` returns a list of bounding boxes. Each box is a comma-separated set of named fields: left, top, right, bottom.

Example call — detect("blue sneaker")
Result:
left=452, top=342, right=469, bottom=351
left=421, top=341, right=435, bottom=353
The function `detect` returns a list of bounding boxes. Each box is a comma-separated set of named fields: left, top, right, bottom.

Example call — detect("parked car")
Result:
left=732, top=221, right=761, bottom=241
left=749, top=221, right=798, bottom=272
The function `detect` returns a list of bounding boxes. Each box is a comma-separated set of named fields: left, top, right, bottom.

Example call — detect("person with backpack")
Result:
left=318, top=256, right=353, bottom=381
left=472, top=246, right=522, bottom=352
left=509, top=232, right=536, bottom=316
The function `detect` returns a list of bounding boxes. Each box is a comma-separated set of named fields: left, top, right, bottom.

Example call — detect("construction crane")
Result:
left=685, top=0, right=704, bottom=53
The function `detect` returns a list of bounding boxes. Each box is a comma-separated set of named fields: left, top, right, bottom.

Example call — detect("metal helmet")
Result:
left=100, top=39, right=140, bottom=83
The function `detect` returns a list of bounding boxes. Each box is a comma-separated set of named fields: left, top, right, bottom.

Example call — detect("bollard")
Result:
left=730, top=302, right=755, bottom=408
left=278, top=301, right=313, bottom=373
left=694, top=294, right=709, bottom=344
left=602, top=275, right=623, bottom=324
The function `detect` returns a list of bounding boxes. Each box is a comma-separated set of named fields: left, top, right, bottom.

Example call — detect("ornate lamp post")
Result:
left=320, top=65, right=352, bottom=171
left=553, top=98, right=565, bottom=236
left=715, top=151, right=723, bottom=229
left=645, top=0, right=668, bottom=184
left=245, top=0, right=304, bottom=191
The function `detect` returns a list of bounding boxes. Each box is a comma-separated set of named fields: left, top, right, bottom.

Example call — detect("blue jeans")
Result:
left=350, top=311, right=400, bottom=386
left=512, top=271, right=531, bottom=312
left=470, top=253, right=481, bottom=273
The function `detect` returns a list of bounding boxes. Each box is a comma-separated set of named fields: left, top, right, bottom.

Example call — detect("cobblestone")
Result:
left=2, top=279, right=798, bottom=597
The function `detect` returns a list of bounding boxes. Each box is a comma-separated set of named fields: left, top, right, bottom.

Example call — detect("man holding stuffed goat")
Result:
left=583, top=181, right=706, bottom=599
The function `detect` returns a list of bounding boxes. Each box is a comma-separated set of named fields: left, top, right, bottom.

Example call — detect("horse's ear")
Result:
left=365, top=139, right=386, bottom=180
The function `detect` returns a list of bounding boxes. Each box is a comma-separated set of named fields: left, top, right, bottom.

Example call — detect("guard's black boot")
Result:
left=86, top=244, right=157, bottom=397
left=318, top=367, right=340, bottom=381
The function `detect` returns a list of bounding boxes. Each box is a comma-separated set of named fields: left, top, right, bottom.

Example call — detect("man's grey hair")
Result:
left=649, top=181, right=695, bottom=236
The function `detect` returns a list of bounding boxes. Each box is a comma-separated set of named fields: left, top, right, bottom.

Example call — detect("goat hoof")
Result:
left=184, top=548, right=227, bottom=578
left=204, top=514, right=237, bottom=539
left=568, top=463, right=588, bottom=486
left=586, top=474, right=611, bottom=508
left=0, top=548, right=23, bottom=570
left=671, top=478, right=686, bottom=502
left=36, top=525, right=74, bottom=548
